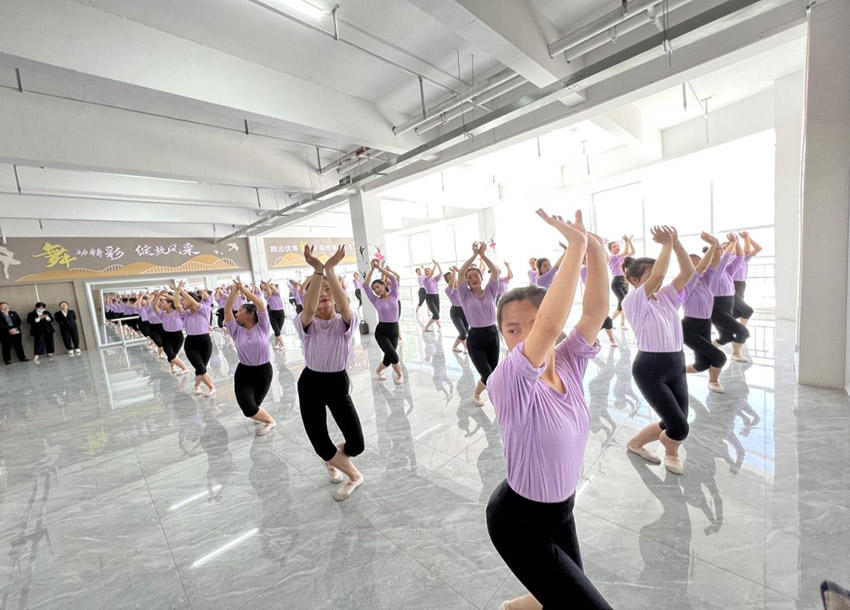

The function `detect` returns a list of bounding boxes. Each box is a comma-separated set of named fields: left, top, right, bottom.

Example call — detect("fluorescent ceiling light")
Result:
left=261, top=0, right=325, bottom=20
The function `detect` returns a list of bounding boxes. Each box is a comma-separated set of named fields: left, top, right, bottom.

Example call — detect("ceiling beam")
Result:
left=0, top=0, right=422, bottom=154
left=0, top=193, right=260, bottom=225
left=592, top=106, right=663, bottom=161
left=409, top=0, right=576, bottom=87
left=0, top=89, right=325, bottom=190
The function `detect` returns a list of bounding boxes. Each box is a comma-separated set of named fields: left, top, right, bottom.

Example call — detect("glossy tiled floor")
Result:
left=1, top=311, right=848, bottom=609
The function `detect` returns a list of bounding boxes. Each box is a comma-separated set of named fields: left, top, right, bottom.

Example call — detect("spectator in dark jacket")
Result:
left=0, top=302, right=27, bottom=364
left=27, top=302, right=55, bottom=362
left=55, top=301, right=81, bottom=355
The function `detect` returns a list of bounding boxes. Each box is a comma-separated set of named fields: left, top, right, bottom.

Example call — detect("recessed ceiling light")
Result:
left=260, top=0, right=325, bottom=20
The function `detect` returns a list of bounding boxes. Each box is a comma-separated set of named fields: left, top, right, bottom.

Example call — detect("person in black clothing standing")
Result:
left=27, top=302, right=56, bottom=362
left=0, top=302, right=28, bottom=364
left=55, top=301, right=81, bottom=355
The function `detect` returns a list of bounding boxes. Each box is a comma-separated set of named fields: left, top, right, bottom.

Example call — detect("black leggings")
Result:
left=297, top=368, right=364, bottom=462
left=467, top=325, right=500, bottom=385
left=139, top=320, right=150, bottom=338
left=632, top=351, right=689, bottom=441
left=682, top=317, right=726, bottom=372
left=449, top=305, right=469, bottom=341
left=216, top=308, right=225, bottom=329
left=375, top=322, right=400, bottom=366
left=425, top=293, right=440, bottom=320
left=611, top=276, right=629, bottom=312
left=487, top=480, right=613, bottom=609
left=417, top=287, right=427, bottom=307
left=732, top=280, right=754, bottom=320
left=601, top=316, right=613, bottom=330
left=234, top=362, right=273, bottom=418
left=268, top=309, right=285, bottom=337
left=711, top=296, right=749, bottom=345
left=148, top=323, right=164, bottom=348
left=184, top=334, right=213, bottom=376
left=161, top=330, right=185, bottom=363
left=295, top=304, right=303, bottom=315
left=59, top=325, right=80, bottom=350
left=355, top=288, right=362, bottom=307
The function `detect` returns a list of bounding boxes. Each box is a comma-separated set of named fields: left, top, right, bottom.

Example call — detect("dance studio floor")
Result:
left=1, top=311, right=848, bottom=609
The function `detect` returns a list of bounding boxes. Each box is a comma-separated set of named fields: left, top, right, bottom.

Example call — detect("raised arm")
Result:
left=478, top=243, right=500, bottom=283
left=742, top=232, right=762, bottom=257
left=324, top=245, right=352, bottom=324
left=376, top=261, right=400, bottom=281
left=171, top=283, right=185, bottom=314
left=300, top=245, right=325, bottom=327
left=432, top=260, right=443, bottom=278
left=151, top=291, right=163, bottom=315
left=624, top=235, right=636, bottom=257
left=448, top=266, right=460, bottom=289
left=671, top=229, right=696, bottom=293
left=553, top=242, right=568, bottom=270
left=504, top=262, right=513, bottom=282
left=240, top=283, right=267, bottom=312
left=733, top=233, right=743, bottom=256
left=643, top=226, right=674, bottom=298
left=576, top=232, right=610, bottom=344
left=223, top=281, right=239, bottom=322
left=458, top=243, right=480, bottom=286
left=523, top=210, right=587, bottom=367
left=364, top=259, right=377, bottom=285
left=696, top=232, right=719, bottom=274
left=178, top=283, right=199, bottom=311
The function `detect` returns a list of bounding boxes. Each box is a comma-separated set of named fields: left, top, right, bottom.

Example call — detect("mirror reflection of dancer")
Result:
left=622, top=226, right=696, bottom=475
left=414, top=267, right=427, bottom=315
left=457, top=241, right=501, bottom=407
left=224, top=278, right=277, bottom=436
left=527, top=258, right=538, bottom=286
left=364, top=258, right=404, bottom=385
left=608, top=235, right=635, bottom=329
left=682, top=233, right=727, bottom=393
left=487, top=209, right=612, bottom=610
left=146, top=290, right=166, bottom=359
left=296, top=245, right=365, bottom=501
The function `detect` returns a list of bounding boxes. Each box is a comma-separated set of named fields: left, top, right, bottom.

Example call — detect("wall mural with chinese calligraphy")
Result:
left=263, top=237, right=357, bottom=268
left=0, top=238, right=251, bottom=286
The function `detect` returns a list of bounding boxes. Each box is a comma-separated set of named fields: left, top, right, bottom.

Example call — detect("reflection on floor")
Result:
left=0, top=313, right=848, bottom=609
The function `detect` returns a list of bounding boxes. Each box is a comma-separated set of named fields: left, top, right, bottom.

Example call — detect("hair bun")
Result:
left=622, top=256, right=635, bottom=270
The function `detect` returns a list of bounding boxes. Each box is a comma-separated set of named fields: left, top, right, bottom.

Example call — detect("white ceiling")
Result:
left=0, top=0, right=809, bottom=239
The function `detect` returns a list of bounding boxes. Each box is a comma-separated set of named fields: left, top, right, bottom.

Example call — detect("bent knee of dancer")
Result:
left=665, top=419, right=689, bottom=442
left=342, top=437, right=365, bottom=458
left=238, top=400, right=260, bottom=419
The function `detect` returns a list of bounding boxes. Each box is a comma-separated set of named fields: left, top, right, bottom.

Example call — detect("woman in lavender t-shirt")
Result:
left=296, top=245, right=364, bottom=502
left=224, top=279, right=277, bottom=436
left=621, top=226, right=696, bottom=475
left=486, top=209, right=612, bottom=610
left=608, top=234, right=635, bottom=329
left=364, top=259, right=404, bottom=385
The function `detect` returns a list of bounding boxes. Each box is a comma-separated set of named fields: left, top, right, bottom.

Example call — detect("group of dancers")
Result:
left=97, top=212, right=760, bottom=609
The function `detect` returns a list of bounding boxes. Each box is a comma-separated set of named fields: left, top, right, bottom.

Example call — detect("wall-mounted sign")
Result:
left=263, top=237, right=356, bottom=269
left=0, top=237, right=251, bottom=286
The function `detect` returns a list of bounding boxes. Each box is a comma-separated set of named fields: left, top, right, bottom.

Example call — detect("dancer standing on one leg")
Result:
left=296, top=245, right=365, bottom=501
left=732, top=231, right=761, bottom=326
left=709, top=234, right=750, bottom=363
left=415, top=267, right=427, bottom=315
left=487, top=209, right=613, bottom=610
left=353, top=272, right=363, bottom=310
left=445, top=267, right=469, bottom=354
left=224, top=278, right=277, bottom=436
left=458, top=241, right=501, bottom=407
left=609, top=234, right=635, bottom=329
left=261, top=281, right=286, bottom=351
left=177, top=283, right=217, bottom=397
left=364, top=258, right=404, bottom=385
left=580, top=263, right=617, bottom=347
left=154, top=289, right=191, bottom=375
left=622, top=225, right=695, bottom=475
left=682, top=232, right=727, bottom=393
left=423, top=260, right=443, bottom=333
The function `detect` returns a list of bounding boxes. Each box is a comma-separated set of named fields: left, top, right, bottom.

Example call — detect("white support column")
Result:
left=773, top=71, right=804, bottom=322
left=350, top=190, right=385, bottom=332
left=797, top=0, right=850, bottom=388
left=247, top=235, right=269, bottom=285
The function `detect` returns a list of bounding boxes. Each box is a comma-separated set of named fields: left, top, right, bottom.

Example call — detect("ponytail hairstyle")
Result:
left=241, top=303, right=259, bottom=324
left=443, top=272, right=453, bottom=283
left=623, top=256, right=655, bottom=286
